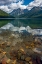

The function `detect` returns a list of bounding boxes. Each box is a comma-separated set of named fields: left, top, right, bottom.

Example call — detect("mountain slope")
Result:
left=10, top=8, right=28, bottom=17
left=0, top=9, right=14, bottom=18
left=19, top=7, right=42, bottom=18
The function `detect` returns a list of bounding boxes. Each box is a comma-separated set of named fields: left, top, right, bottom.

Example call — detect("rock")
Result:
left=29, top=61, right=32, bottom=64
left=21, top=54, right=25, bottom=60
left=12, top=60, right=17, bottom=64
left=2, top=58, right=7, bottom=64
left=25, top=57, right=31, bottom=62
left=17, top=52, right=21, bottom=60
left=26, top=46, right=29, bottom=49
left=20, top=48, right=24, bottom=52
left=6, top=59, right=11, bottom=64
left=2, top=52, right=6, bottom=55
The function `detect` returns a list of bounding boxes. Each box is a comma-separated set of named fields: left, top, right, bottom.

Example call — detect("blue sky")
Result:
left=24, top=0, right=34, bottom=5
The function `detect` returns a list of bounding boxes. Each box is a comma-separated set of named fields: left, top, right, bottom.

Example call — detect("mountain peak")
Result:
left=19, top=6, right=42, bottom=18
left=32, top=6, right=42, bottom=10
left=10, top=8, right=28, bottom=17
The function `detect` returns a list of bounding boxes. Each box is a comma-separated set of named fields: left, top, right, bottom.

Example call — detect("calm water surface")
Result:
left=0, top=18, right=42, bottom=29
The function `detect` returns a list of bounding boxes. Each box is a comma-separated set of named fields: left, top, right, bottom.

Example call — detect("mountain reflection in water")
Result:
left=0, top=18, right=42, bottom=28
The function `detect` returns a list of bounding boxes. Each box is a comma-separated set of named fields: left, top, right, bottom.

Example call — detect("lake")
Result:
left=0, top=18, right=42, bottom=29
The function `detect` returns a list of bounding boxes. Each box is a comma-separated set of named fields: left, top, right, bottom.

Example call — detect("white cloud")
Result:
left=0, top=5, right=12, bottom=13
left=0, top=0, right=42, bottom=13
left=27, top=0, right=42, bottom=10
left=0, top=0, right=27, bottom=13
left=17, top=0, right=26, bottom=9
left=9, top=0, right=26, bottom=10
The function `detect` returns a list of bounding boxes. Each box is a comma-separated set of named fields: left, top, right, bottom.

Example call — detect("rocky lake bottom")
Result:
left=0, top=19, right=42, bottom=64
left=0, top=30, right=42, bottom=64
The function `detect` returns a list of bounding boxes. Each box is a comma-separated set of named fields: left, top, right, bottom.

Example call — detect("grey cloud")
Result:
left=0, top=0, right=26, bottom=13
left=0, top=0, right=20, bottom=5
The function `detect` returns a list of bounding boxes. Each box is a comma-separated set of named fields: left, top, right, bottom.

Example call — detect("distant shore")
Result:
left=0, top=18, right=41, bottom=19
